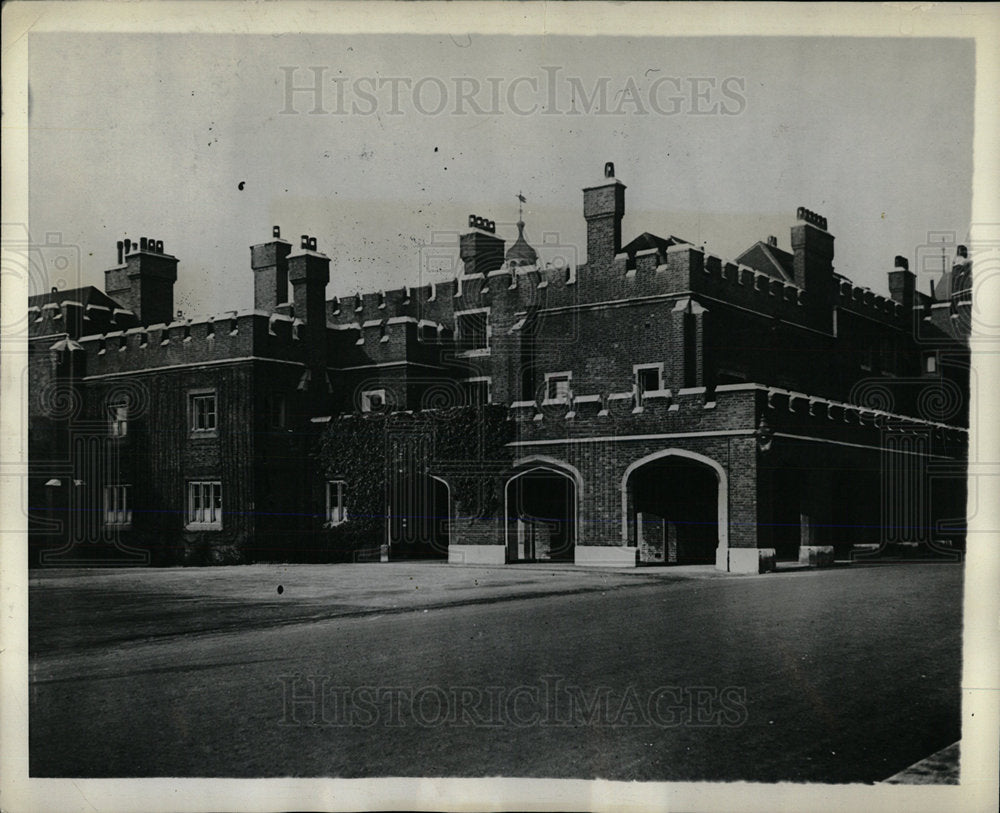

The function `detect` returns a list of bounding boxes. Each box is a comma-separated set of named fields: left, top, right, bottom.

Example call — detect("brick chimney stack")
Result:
left=288, top=235, right=330, bottom=402
left=888, top=254, right=915, bottom=313
left=459, top=216, right=505, bottom=276
left=105, top=237, right=178, bottom=325
left=583, top=161, right=626, bottom=270
left=790, top=207, right=834, bottom=331
left=251, top=226, right=292, bottom=311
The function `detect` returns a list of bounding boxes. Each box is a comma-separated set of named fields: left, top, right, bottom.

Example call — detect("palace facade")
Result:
left=28, top=163, right=970, bottom=571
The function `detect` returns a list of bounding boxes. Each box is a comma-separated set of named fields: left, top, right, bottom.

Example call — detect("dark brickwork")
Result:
left=28, top=164, right=970, bottom=571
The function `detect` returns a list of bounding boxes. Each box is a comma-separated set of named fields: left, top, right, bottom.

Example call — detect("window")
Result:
left=361, top=389, right=387, bottom=413
left=326, top=480, right=348, bottom=525
left=545, top=372, right=572, bottom=401
left=860, top=345, right=873, bottom=371
left=462, top=378, right=491, bottom=406
left=189, top=391, right=217, bottom=433
left=456, top=309, right=489, bottom=353
left=108, top=403, right=128, bottom=438
left=186, top=480, right=222, bottom=529
left=103, top=485, right=132, bottom=526
left=634, top=364, right=663, bottom=395
left=924, top=352, right=938, bottom=374
left=683, top=312, right=697, bottom=388
left=267, top=392, right=287, bottom=429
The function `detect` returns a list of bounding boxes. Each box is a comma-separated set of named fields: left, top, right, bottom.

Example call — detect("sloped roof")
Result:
left=933, top=261, right=973, bottom=302
left=29, top=285, right=123, bottom=311
left=620, top=232, right=689, bottom=257
left=735, top=242, right=794, bottom=282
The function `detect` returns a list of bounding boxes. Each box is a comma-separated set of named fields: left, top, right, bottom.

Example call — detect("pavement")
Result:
left=29, top=560, right=963, bottom=782
left=883, top=741, right=960, bottom=784
left=30, top=561, right=728, bottom=655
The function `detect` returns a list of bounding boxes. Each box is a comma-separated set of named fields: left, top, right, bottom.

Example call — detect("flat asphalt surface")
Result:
left=29, top=561, right=962, bottom=782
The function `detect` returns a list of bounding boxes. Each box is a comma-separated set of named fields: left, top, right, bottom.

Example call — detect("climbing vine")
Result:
left=314, top=405, right=515, bottom=521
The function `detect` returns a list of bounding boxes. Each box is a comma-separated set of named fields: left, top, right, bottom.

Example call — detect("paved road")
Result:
left=29, top=563, right=961, bottom=782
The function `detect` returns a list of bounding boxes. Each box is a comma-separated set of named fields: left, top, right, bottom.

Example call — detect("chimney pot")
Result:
left=124, top=238, right=132, bottom=254
left=273, top=225, right=281, bottom=239
left=605, top=161, right=615, bottom=178
left=116, top=241, right=124, bottom=264
left=301, top=235, right=309, bottom=250
left=140, top=237, right=148, bottom=251
left=894, top=255, right=909, bottom=271
left=767, top=235, right=777, bottom=247
left=309, top=236, right=318, bottom=251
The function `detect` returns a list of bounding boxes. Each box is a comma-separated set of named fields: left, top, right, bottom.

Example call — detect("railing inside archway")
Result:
left=504, top=465, right=578, bottom=563
left=621, top=451, right=725, bottom=566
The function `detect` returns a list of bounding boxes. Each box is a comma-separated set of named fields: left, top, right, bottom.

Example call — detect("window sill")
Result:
left=323, top=520, right=348, bottom=529
left=189, top=430, right=219, bottom=439
left=457, top=349, right=491, bottom=358
left=104, top=523, right=132, bottom=530
left=185, top=523, right=223, bottom=532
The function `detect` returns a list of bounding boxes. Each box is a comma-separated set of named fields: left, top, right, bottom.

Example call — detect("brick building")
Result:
left=28, top=163, right=970, bottom=572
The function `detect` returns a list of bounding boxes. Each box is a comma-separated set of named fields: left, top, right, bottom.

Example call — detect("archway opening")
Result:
left=387, top=474, right=450, bottom=560
left=626, top=457, right=719, bottom=564
left=505, top=468, right=576, bottom=562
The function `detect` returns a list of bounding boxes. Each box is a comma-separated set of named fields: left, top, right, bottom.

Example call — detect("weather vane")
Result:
left=517, top=191, right=526, bottom=222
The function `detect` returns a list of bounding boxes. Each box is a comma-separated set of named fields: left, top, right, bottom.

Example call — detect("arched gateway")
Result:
left=621, top=449, right=727, bottom=565
left=504, top=456, right=582, bottom=562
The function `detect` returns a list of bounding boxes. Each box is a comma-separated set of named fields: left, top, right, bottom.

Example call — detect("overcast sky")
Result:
left=29, top=33, right=973, bottom=315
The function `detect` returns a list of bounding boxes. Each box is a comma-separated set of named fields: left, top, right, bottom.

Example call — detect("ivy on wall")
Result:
left=314, top=405, right=515, bottom=522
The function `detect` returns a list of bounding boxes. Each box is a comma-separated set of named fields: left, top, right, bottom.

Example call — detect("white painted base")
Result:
left=798, top=545, right=835, bottom=567
left=448, top=545, right=507, bottom=565
left=574, top=545, right=639, bottom=567
left=715, top=544, right=728, bottom=571
left=727, top=547, right=777, bottom=574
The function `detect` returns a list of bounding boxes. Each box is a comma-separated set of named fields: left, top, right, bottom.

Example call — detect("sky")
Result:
left=28, top=32, right=974, bottom=316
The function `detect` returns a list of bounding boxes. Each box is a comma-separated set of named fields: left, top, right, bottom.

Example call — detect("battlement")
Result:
left=320, top=233, right=917, bottom=339
left=29, top=299, right=138, bottom=338
left=328, top=260, right=580, bottom=333
left=508, top=380, right=966, bottom=452
left=75, top=309, right=337, bottom=377
left=833, top=277, right=905, bottom=324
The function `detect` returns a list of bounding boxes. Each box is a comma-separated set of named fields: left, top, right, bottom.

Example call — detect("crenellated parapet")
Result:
left=328, top=260, right=579, bottom=337
left=76, top=310, right=331, bottom=377
left=29, top=300, right=138, bottom=339
left=833, top=277, right=905, bottom=325
left=508, top=380, right=967, bottom=457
